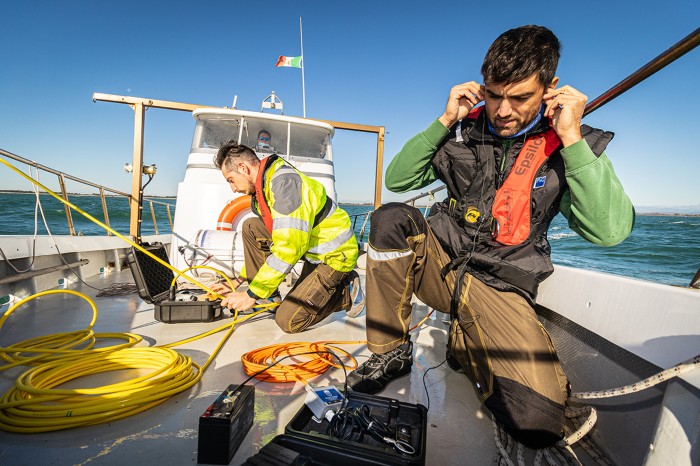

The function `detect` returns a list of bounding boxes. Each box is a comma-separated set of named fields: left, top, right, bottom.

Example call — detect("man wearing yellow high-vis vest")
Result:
left=213, top=141, right=364, bottom=333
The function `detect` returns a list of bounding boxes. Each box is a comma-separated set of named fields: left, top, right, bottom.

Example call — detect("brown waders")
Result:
left=365, top=203, right=568, bottom=448
left=241, top=217, right=352, bottom=334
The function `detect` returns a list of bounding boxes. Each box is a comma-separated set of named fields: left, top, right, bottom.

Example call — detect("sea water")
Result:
left=0, top=192, right=697, bottom=287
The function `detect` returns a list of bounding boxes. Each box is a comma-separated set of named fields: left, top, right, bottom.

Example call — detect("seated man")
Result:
left=346, top=25, right=634, bottom=448
left=213, top=141, right=364, bottom=333
left=256, top=129, right=273, bottom=152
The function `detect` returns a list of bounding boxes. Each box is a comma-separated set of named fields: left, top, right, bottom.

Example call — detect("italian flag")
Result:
left=276, top=55, right=302, bottom=68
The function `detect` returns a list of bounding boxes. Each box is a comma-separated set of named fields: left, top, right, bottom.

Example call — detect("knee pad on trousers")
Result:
left=369, top=202, right=427, bottom=250
left=485, top=377, right=565, bottom=449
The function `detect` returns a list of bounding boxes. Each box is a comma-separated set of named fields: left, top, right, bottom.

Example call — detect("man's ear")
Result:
left=237, top=161, right=250, bottom=175
left=548, top=76, right=559, bottom=91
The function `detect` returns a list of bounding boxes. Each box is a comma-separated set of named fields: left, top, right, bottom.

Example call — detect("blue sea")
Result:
left=0, top=192, right=698, bottom=287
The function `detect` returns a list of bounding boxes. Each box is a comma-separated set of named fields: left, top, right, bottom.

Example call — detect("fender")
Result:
left=216, top=195, right=251, bottom=231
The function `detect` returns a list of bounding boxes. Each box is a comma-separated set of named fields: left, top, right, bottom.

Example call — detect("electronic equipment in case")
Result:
left=283, top=391, right=427, bottom=465
left=126, top=242, right=222, bottom=323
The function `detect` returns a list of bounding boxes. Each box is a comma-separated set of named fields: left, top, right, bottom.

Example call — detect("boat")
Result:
left=1, top=29, right=699, bottom=466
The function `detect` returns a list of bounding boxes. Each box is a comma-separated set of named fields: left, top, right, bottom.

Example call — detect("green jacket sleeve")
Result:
left=559, top=139, right=635, bottom=246
left=385, top=119, right=450, bottom=193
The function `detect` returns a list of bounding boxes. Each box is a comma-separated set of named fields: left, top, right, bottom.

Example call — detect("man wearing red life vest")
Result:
left=347, top=25, right=634, bottom=448
left=212, top=142, right=364, bottom=333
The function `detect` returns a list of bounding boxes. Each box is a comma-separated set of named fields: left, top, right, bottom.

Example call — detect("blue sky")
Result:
left=1, top=1, right=698, bottom=208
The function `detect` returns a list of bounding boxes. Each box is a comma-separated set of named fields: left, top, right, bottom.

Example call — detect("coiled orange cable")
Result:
left=240, top=340, right=363, bottom=385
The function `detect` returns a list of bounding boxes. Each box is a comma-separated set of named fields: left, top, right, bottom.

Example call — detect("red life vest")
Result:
left=254, top=155, right=276, bottom=232
left=466, top=107, right=561, bottom=246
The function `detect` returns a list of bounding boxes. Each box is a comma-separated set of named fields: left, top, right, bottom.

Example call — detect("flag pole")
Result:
left=300, top=16, right=306, bottom=118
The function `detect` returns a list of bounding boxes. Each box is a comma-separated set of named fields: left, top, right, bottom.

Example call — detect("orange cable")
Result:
left=240, top=340, right=364, bottom=384
left=409, top=309, right=435, bottom=332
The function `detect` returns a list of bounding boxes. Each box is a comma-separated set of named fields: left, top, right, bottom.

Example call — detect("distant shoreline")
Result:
left=1, top=190, right=698, bottom=216
left=0, top=189, right=176, bottom=199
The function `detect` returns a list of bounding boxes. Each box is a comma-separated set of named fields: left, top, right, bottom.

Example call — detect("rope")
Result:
left=95, top=282, right=139, bottom=297
left=492, top=353, right=700, bottom=465
left=569, top=354, right=700, bottom=400
left=0, top=157, right=285, bottom=433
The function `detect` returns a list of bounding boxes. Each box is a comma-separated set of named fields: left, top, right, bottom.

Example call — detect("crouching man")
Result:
left=213, top=141, right=364, bottom=333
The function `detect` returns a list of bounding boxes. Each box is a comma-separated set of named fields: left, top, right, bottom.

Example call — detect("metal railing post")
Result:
left=149, top=200, right=159, bottom=235
left=130, top=102, right=145, bottom=241
left=166, top=204, right=173, bottom=230
left=99, top=187, right=112, bottom=236
left=58, top=173, right=76, bottom=236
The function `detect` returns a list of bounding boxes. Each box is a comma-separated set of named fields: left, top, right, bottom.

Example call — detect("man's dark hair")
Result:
left=481, top=25, right=560, bottom=87
left=214, top=140, right=259, bottom=172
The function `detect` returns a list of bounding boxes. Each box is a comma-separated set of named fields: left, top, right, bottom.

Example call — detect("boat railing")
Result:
left=0, top=147, right=175, bottom=237
left=349, top=184, right=448, bottom=242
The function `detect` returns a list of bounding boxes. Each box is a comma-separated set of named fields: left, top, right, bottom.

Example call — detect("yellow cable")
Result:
left=0, top=289, right=276, bottom=433
left=0, top=290, right=141, bottom=369
left=170, top=265, right=234, bottom=291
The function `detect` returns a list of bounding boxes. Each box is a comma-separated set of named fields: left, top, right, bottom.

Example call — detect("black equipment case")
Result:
left=275, top=391, right=427, bottom=465
left=126, top=242, right=222, bottom=323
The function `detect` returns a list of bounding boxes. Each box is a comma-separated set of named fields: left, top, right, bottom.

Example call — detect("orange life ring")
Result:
left=216, top=195, right=252, bottom=231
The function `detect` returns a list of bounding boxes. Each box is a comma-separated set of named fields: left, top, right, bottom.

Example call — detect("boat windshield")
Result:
left=192, top=114, right=331, bottom=160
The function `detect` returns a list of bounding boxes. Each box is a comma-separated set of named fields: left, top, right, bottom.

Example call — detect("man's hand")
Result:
left=221, top=290, right=256, bottom=313
left=438, top=82, right=484, bottom=129
left=210, top=277, right=245, bottom=295
left=543, top=85, right=587, bottom=147
left=210, top=282, right=232, bottom=294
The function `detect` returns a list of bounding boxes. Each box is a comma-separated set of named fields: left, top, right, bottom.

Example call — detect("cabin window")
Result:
left=193, top=117, right=242, bottom=151
left=239, top=118, right=288, bottom=156
left=289, top=123, right=332, bottom=159
left=192, top=115, right=332, bottom=161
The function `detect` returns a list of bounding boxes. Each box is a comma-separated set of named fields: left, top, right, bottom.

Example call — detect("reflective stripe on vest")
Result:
left=491, top=129, right=561, bottom=245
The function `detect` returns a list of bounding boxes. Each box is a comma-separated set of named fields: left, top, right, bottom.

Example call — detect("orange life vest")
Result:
left=491, top=129, right=561, bottom=245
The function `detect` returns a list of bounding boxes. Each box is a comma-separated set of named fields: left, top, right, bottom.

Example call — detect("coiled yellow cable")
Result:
left=0, top=288, right=274, bottom=433
left=0, top=290, right=141, bottom=370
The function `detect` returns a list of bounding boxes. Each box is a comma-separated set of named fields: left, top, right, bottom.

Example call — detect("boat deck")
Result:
left=0, top=268, right=516, bottom=465
left=4, top=257, right=696, bottom=466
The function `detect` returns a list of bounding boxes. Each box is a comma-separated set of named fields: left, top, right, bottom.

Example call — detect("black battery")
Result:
left=198, top=384, right=255, bottom=465
left=126, top=242, right=222, bottom=323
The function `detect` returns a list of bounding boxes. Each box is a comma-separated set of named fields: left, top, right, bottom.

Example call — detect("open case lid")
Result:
left=126, top=242, right=174, bottom=304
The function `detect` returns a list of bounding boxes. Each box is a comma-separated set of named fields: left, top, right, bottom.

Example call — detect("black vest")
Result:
left=428, top=109, right=612, bottom=302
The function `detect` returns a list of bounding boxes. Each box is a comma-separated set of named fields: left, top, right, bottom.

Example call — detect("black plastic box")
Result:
left=126, top=242, right=222, bottom=323
left=283, top=391, right=427, bottom=465
left=198, top=384, right=255, bottom=465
